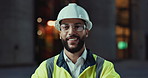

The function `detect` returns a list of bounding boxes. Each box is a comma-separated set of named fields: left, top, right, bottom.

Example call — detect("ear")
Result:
left=86, top=34, right=88, bottom=37
left=85, top=29, right=89, bottom=37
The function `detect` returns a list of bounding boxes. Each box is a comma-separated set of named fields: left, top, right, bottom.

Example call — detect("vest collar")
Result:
left=56, top=49, right=96, bottom=75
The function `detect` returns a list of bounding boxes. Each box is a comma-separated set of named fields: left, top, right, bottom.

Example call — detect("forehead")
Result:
left=60, top=18, right=85, bottom=24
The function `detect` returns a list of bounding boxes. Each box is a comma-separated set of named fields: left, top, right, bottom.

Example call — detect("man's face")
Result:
left=60, top=18, right=89, bottom=53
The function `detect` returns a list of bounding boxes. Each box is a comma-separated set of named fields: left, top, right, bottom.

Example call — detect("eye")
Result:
left=74, top=25, right=84, bottom=31
left=61, top=24, right=69, bottom=30
left=75, top=26, right=81, bottom=29
left=64, top=26, right=69, bottom=30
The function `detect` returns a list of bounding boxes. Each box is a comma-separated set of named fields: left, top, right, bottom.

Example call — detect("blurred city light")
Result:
left=37, top=17, right=42, bottom=23
left=37, top=30, right=42, bottom=36
left=118, top=41, right=128, bottom=50
left=47, top=20, right=55, bottom=26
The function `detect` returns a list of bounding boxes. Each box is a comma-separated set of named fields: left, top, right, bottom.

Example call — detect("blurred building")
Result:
left=0, top=0, right=148, bottom=66
left=0, top=0, right=34, bottom=66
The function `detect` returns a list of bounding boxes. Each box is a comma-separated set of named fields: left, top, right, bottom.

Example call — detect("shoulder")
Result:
left=34, top=55, right=59, bottom=73
left=31, top=60, right=47, bottom=78
left=31, top=55, right=59, bottom=78
left=103, top=60, right=115, bottom=68
left=92, top=54, right=113, bottom=65
left=91, top=53, right=120, bottom=77
left=46, top=54, right=60, bottom=64
left=92, top=54, right=114, bottom=69
left=46, top=56, right=55, bottom=63
left=92, top=54, right=104, bottom=62
left=101, top=60, right=120, bottom=77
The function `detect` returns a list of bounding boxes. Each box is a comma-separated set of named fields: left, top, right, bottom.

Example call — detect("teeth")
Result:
left=69, top=38, right=77, bottom=40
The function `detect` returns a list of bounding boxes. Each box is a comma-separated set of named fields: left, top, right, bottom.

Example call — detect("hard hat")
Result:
left=55, top=3, right=92, bottom=31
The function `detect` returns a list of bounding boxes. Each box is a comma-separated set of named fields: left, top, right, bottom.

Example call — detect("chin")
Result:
left=68, top=45, right=77, bottom=49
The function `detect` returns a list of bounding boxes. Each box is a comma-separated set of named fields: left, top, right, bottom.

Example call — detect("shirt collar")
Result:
left=56, top=49, right=96, bottom=74
left=63, top=48, right=87, bottom=62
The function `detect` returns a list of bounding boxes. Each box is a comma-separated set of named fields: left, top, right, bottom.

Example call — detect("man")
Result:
left=32, top=3, right=120, bottom=78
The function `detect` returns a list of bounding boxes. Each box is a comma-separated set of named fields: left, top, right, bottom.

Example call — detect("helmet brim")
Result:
left=55, top=18, right=92, bottom=31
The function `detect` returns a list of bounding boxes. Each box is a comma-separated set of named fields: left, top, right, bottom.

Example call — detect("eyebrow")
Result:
left=61, top=23, right=83, bottom=25
left=75, top=23, right=83, bottom=25
left=61, top=23, right=69, bottom=25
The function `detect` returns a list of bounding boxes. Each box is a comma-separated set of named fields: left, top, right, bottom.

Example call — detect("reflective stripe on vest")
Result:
left=46, top=57, right=55, bottom=78
left=95, top=56, right=104, bottom=78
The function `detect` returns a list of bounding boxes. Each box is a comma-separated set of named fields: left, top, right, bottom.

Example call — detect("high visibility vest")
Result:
left=32, top=51, right=120, bottom=78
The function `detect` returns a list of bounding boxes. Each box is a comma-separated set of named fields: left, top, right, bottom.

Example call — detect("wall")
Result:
left=131, top=0, right=148, bottom=60
left=0, top=0, right=34, bottom=65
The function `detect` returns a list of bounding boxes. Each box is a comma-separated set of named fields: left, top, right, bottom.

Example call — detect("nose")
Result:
left=67, top=26, right=76, bottom=35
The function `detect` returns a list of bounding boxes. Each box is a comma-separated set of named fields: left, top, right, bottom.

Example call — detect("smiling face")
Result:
left=60, top=18, right=89, bottom=53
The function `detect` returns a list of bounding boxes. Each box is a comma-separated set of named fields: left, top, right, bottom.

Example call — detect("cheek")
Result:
left=60, top=32, right=67, bottom=40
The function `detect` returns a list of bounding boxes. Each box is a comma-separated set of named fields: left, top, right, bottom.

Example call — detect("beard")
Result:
left=61, top=35, right=86, bottom=53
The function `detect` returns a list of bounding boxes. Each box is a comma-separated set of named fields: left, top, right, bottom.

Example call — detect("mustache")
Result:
left=66, top=35, right=80, bottom=41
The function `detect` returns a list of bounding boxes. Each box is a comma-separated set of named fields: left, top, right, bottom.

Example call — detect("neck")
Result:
left=64, top=46, right=85, bottom=63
